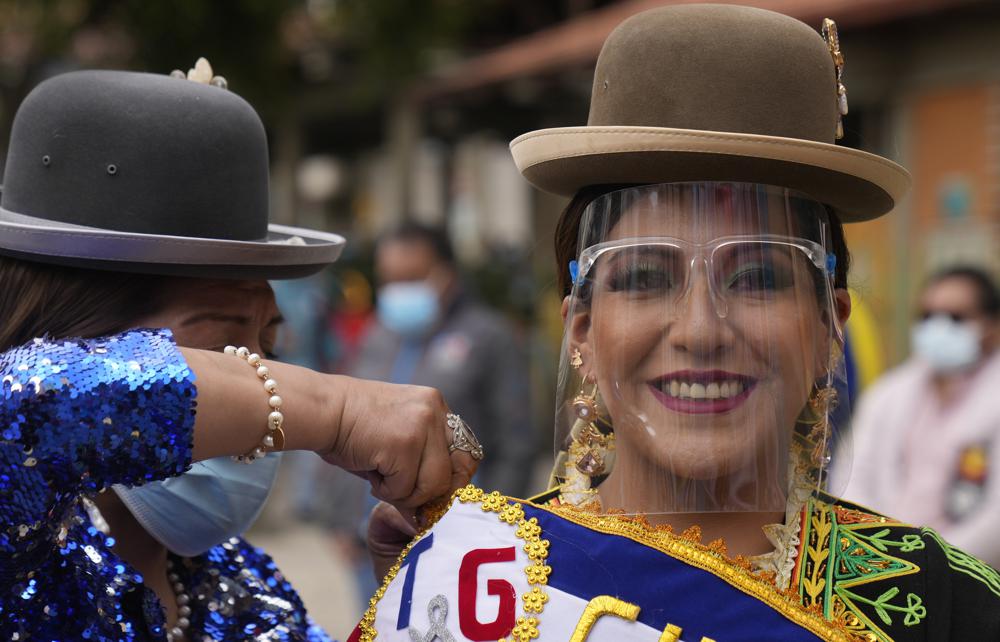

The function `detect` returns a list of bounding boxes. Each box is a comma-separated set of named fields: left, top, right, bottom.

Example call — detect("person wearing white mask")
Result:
left=353, top=222, right=535, bottom=498
left=835, top=266, right=1000, bottom=566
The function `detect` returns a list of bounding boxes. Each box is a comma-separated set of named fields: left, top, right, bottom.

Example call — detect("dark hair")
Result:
left=378, top=221, right=455, bottom=266
left=925, top=266, right=1000, bottom=318
left=554, top=185, right=852, bottom=297
left=0, top=256, right=171, bottom=352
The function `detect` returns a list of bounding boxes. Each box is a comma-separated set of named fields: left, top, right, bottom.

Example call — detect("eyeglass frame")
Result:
left=569, top=234, right=837, bottom=318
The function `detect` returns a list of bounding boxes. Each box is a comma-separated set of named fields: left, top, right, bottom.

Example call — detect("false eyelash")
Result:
left=606, top=261, right=676, bottom=292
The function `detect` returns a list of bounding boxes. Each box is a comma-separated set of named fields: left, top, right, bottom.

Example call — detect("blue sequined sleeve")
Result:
left=0, top=329, right=197, bottom=555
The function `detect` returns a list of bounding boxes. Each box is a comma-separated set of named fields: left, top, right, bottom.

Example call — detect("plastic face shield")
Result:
left=553, top=182, right=850, bottom=516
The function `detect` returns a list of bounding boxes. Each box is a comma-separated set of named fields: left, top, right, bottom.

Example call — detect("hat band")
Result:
left=0, top=207, right=344, bottom=267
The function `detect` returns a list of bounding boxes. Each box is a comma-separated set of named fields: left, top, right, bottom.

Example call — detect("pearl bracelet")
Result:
left=224, top=345, right=285, bottom=463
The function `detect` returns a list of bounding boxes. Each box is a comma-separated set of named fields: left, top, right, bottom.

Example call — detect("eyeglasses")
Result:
left=575, top=235, right=833, bottom=317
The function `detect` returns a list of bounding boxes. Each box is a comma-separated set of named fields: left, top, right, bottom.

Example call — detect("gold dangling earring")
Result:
left=562, top=348, right=615, bottom=484
left=569, top=378, right=615, bottom=477
left=805, top=383, right=838, bottom=470
left=572, top=380, right=599, bottom=422
left=569, top=348, right=590, bottom=419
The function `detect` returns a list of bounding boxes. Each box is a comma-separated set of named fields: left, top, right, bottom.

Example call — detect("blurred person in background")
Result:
left=353, top=222, right=534, bottom=497
left=837, top=266, right=1000, bottom=566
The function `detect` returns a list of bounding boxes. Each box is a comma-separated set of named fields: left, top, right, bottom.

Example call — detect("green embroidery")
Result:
left=828, top=519, right=922, bottom=639
left=833, top=530, right=913, bottom=583
left=852, top=528, right=925, bottom=554
left=837, top=587, right=927, bottom=627
left=922, top=528, right=1000, bottom=598
left=800, top=499, right=931, bottom=640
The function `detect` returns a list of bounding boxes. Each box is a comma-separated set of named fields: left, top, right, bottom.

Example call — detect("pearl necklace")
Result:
left=165, top=559, right=193, bottom=642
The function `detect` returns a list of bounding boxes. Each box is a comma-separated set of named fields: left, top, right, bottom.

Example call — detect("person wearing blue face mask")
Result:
left=354, top=222, right=534, bottom=498
left=0, top=66, right=479, bottom=642
left=836, top=266, right=1000, bottom=566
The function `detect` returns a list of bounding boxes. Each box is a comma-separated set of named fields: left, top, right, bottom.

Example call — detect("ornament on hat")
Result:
left=170, top=57, right=228, bottom=89
left=821, top=18, right=849, bottom=140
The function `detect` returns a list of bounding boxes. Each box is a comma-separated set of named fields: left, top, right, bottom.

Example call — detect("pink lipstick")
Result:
left=647, top=370, right=756, bottom=414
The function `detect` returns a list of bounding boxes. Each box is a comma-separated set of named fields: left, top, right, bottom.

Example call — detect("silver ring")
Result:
left=446, top=413, right=484, bottom=460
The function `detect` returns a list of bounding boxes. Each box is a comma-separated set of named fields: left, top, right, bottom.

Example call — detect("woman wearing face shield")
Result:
left=0, top=65, right=479, bottom=641
left=360, top=6, right=1000, bottom=642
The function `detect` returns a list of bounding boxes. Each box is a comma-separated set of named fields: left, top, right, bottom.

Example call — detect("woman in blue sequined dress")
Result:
left=0, top=66, right=478, bottom=641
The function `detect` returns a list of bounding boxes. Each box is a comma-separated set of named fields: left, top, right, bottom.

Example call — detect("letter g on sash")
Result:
left=457, top=547, right=517, bottom=640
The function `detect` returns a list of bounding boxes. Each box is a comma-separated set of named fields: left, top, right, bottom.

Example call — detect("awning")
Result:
left=413, top=0, right=973, bottom=102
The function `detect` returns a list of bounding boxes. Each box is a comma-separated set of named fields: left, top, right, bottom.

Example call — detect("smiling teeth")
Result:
left=663, top=379, right=744, bottom=399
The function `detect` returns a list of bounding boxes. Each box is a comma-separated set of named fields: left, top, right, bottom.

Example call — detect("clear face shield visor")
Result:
left=552, top=182, right=851, bottom=516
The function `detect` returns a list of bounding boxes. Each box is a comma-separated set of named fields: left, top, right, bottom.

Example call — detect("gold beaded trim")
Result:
left=356, top=485, right=551, bottom=642
left=537, top=502, right=855, bottom=642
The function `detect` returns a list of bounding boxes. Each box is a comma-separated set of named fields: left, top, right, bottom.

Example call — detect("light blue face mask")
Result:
left=911, top=315, right=983, bottom=373
left=377, top=281, right=440, bottom=337
left=113, top=453, right=281, bottom=557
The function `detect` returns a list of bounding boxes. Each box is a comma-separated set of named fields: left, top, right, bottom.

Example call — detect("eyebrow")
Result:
left=181, top=313, right=285, bottom=328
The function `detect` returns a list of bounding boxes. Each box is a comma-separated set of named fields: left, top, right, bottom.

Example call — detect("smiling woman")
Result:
left=360, top=5, right=1000, bottom=642
left=555, top=182, right=849, bottom=523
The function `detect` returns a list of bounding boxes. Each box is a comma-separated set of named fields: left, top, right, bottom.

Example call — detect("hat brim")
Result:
left=510, top=126, right=911, bottom=222
left=0, top=207, right=345, bottom=279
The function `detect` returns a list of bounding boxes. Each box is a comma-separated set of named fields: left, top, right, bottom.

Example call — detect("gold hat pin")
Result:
left=821, top=18, right=848, bottom=140
left=169, top=57, right=227, bottom=89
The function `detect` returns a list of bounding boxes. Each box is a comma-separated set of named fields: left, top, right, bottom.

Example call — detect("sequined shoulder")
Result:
left=1, top=329, right=197, bottom=627
left=171, top=536, right=331, bottom=641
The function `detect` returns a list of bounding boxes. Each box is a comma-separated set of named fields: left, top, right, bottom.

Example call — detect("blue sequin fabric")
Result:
left=0, top=329, right=331, bottom=641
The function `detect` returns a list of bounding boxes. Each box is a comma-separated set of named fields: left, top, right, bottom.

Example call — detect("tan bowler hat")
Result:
left=510, top=4, right=910, bottom=222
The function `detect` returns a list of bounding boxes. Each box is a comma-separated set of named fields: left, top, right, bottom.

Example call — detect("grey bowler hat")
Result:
left=0, top=68, right=344, bottom=279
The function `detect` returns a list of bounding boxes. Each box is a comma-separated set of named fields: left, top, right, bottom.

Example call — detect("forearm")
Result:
left=183, top=346, right=469, bottom=507
left=180, top=347, right=341, bottom=460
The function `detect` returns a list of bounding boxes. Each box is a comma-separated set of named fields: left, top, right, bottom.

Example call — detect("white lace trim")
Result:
left=750, top=461, right=814, bottom=589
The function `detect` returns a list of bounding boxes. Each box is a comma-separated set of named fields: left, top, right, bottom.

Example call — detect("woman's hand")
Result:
left=317, top=377, right=479, bottom=510
left=367, top=501, right=418, bottom=581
